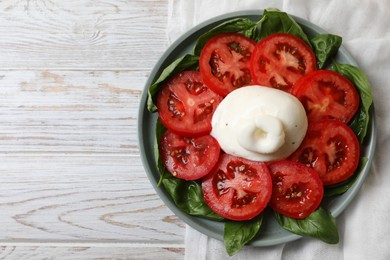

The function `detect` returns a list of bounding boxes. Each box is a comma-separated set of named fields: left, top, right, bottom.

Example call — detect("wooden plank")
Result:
left=0, top=0, right=168, bottom=69
left=0, top=0, right=185, bottom=258
left=0, top=156, right=185, bottom=243
left=0, top=70, right=149, bottom=154
left=0, top=245, right=184, bottom=260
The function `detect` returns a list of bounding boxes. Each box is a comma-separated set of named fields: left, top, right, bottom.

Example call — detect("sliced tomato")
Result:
left=160, top=130, right=220, bottom=180
left=268, top=160, right=324, bottom=219
left=157, top=70, right=222, bottom=137
left=289, top=120, right=360, bottom=186
left=250, top=33, right=317, bottom=93
left=292, top=70, right=360, bottom=123
left=199, top=33, right=256, bottom=97
left=202, top=154, right=272, bottom=221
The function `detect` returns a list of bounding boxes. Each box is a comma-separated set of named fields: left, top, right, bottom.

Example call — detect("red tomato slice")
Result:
left=289, top=120, right=360, bottom=186
left=199, top=33, right=256, bottom=97
left=157, top=70, right=222, bottom=137
left=202, top=154, right=272, bottom=221
left=292, top=70, right=360, bottom=124
left=268, top=160, right=324, bottom=219
left=160, top=130, right=220, bottom=180
left=250, top=33, right=317, bottom=93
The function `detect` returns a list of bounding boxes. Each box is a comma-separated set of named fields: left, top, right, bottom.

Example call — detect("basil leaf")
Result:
left=154, top=120, right=221, bottom=220
left=186, top=181, right=223, bottom=219
left=162, top=176, right=223, bottom=220
left=154, top=119, right=168, bottom=187
left=224, top=214, right=263, bottom=256
left=331, top=62, right=373, bottom=142
left=147, top=54, right=199, bottom=112
left=325, top=157, right=368, bottom=197
left=275, top=207, right=339, bottom=244
left=193, top=18, right=264, bottom=56
left=242, top=22, right=263, bottom=42
left=311, top=34, right=342, bottom=69
left=259, top=8, right=312, bottom=47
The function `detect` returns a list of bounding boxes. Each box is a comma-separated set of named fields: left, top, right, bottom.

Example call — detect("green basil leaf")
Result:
left=224, top=214, right=263, bottom=256
left=186, top=181, right=223, bottom=219
left=193, top=17, right=263, bottom=56
left=242, top=23, right=262, bottom=42
left=147, top=54, right=199, bottom=112
left=154, top=119, right=168, bottom=187
left=275, top=207, right=339, bottom=244
left=331, top=62, right=373, bottom=142
left=162, top=176, right=223, bottom=220
left=259, top=8, right=312, bottom=47
left=324, top=157, right=368, bottom=197
left=154, top=120, right=221, bottom=220
left=311, top=34, right=342, bottom=69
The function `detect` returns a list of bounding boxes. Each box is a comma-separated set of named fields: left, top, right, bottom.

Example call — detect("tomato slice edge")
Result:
left=199, top=32, right=256, bottom=97
left=250, top=33, right=317, bottom=93
left=292, top=70, right=360, bottom=124
left=160, top=130, right=221, bottom=180
left=289, top=119, right=360, bottom=186
left=268, top=160, right=324, bottom=219
left=157, top=70, right=222, bottom=137
left=202, top=154, right=272, bottom=221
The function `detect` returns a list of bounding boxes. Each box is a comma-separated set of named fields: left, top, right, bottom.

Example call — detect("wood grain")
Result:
left=0, top=0, right=169, bottom=69
left=0, top=0, right=184, bottom=258
left=0, top=156, right=185, bottom=243
left=0, top=70, right=144, bottom=154
left=0, top=245, right=184, bottom=260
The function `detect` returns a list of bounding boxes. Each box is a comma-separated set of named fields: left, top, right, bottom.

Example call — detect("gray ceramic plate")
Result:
left=138, top=10, right=376, bottom=246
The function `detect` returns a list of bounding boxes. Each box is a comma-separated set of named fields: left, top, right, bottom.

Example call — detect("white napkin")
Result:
left=167, top=0, right=390, bottom=259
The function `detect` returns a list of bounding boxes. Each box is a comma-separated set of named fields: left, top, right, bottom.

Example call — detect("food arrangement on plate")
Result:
left=139, top=8, right=375, bottom=256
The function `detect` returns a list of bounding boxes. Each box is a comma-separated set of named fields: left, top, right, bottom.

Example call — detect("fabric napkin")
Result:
left=166, top=0, right=390, bottom=259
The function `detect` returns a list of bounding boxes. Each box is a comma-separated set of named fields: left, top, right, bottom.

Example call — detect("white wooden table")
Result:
left=0, top=1, right=186, bottom=259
